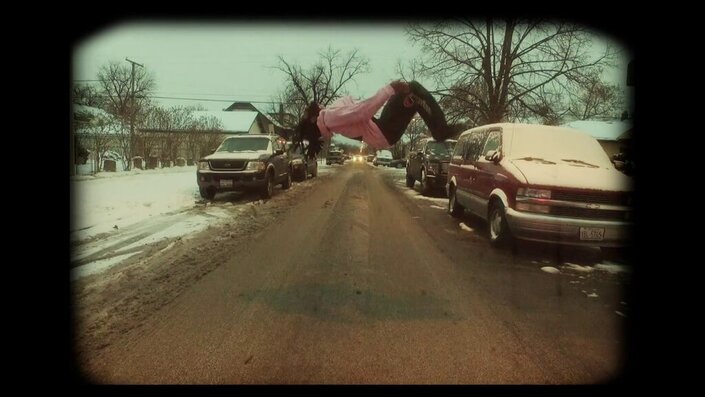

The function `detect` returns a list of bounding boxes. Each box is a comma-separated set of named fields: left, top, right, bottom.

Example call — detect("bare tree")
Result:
left=193, top=115, right=225, bottom=158
left=72, top=83, right=103, bottom=108
left=402, top=116, right=429, bottom=157
left=275, top=46, right=370, bottom=118
left=406, top=19, right=617, bottom=124
left=75, top=111, right=119, bottom=172
left=97, top=61, right=155, bottom=168
left=568, top=71, right=625, bottom=120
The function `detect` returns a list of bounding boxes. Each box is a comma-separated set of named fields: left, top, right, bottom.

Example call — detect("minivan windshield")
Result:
left=217, top=137, right=269, bottom=152
left=509, top=127, right=613, bottom=168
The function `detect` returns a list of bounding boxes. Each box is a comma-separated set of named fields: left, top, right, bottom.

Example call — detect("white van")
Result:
left=373, top=150, right=393, bottom=167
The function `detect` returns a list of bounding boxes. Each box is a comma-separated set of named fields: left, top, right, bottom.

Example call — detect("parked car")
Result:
left=390, top=158, right=406, bottom=168
left=326, top=150, right=345, bottom=165
left=373, top=150, right=393, bottom=166
left=406, top=138, right=457, bottom=195
left=366, top=154, right=375, bottom=162
left=446, top=123, right=633, bottom=248
left=197, top=135, right=291, bottom=200
left=286, top=141, right=318, bottom=181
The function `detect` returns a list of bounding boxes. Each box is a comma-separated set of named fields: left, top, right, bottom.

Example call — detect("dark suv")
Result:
left=406, top=138, right=457, bottom=195
left=326, top=150, right=345, bottom=165
left=287, top=141, right=318, bottom=181
left=197, top=135, right=291, bottom=200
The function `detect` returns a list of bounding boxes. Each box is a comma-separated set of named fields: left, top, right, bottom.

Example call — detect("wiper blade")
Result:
left=514, top=157, right=556, bottom=164
left=562, top=159, right=598, bottom=168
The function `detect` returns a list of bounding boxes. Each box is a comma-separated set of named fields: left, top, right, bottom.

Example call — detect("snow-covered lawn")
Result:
left=71, top=163, right=340, bottom=242
left=71, top=166, right=200, bottom=241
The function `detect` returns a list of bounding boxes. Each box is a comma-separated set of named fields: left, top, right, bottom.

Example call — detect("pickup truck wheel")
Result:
left=489, top=201, right=513, bottom=247
left=199, top=187, right=215, bottom=200
left=405, top=172, right=415, bottom=188
left=448, top=186, right=464, bottom=218
left=281, top=171, right=292, bottom=189
left=260, top=172, right=274, bottom=199
left=420, top=168, right=432, bottom=196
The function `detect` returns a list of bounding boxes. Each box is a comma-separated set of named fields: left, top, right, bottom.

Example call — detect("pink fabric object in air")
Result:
left=315, top=84, right=395, bottom=150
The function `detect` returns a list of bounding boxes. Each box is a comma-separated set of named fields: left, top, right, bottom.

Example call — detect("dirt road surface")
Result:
left=72, top=162, right=629, bottom=384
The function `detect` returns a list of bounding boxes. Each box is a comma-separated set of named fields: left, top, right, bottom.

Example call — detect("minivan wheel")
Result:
left=420, top=168, right=432, bottom=196
left=489, top=201, right=512, bottom=247
left=282, top=171, right=292, bottom=189
left=260, top=172, right=274, bottom=199
left=405, top=172, right=415, bottom=188
left=448, top=187, right=464, bottom=218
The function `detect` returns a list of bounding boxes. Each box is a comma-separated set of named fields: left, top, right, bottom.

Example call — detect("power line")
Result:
left=80, top=93, right=295, bottom=106
left=150, top=95, right=282, bottom=105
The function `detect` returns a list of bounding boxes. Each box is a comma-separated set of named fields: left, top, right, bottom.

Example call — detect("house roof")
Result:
left=225, top=101, right=288, bottom=129
left=73, top=104, right=122, bottom=135
left=193, top=110, right=259, bottom=133
left=560, top=119, right=633, bottom=141
left=73, top=104, right=113, bottom=119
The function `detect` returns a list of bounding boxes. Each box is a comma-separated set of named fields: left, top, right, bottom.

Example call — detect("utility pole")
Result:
left=125, top=58, right=143, bottom=170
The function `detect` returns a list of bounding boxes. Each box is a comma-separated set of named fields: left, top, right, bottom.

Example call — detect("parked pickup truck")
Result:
left=197, top=135, right=291, bottom=200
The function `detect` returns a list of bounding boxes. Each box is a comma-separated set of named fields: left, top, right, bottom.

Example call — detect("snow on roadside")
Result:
left=115, top=208, right=230, bottom=253
left=71, top=166, right=201, bottom=241
left=315, top=162, right=336, bottom=176
left=541, top=266, right=560, bottom=274
left=563, top=261, right=630, bottom=274
left=563, top=263, right=595, bottom=273
left=430, top=205, right=445, bottom=210
left=594, top=261, right=630, bottom=274
left=459, top=223, right=474, bottom=232
left=71, top=251, right=141, bottom=281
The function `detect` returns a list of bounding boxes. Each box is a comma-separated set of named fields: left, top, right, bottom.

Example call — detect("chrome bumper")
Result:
left=504, top=207, right=632, bottom=247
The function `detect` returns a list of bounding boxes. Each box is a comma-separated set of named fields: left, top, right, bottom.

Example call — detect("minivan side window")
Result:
left=452, top=136, right=467, bottom=161
left=464, top=131, right=487, bottom=162
left=482, top=130, right=502, bottom=158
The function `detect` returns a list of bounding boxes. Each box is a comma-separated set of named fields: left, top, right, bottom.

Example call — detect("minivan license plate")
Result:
left=580, top=227, right=604, bottom=241
left=219, top=179, right=233, bottom=188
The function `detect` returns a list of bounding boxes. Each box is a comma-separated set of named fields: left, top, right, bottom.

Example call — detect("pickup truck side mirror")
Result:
left=484, top=150, right=501, bottom=163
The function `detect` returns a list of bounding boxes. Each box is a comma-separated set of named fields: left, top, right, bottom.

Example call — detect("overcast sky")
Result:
left=73, top=21, right=632, bottom=112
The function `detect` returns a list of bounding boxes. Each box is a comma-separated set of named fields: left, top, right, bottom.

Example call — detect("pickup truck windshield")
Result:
left=217, top=137, right=269, bottom=152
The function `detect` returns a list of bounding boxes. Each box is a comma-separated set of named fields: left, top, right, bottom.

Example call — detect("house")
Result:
left=72, top=104, right=126, bottom=173
left=560, top=119, right=633, bottom=158
left=192, top=110, right=268, bottom=135
left=224, top=101, right=294, bottom=138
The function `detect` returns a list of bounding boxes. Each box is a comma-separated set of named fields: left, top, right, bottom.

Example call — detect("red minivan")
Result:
left=446, top=123, right=633, bottom=248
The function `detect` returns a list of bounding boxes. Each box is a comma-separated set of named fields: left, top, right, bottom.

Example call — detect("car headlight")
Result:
left=246, top=161, right=266, bottom=171
left=517, top=188, right=552, bottom=199
left=516, top=203, right=550, bottom=214
left=198, top=161, right=210, bottom=170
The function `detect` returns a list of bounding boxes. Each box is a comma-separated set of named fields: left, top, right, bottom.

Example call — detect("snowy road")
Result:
left=70, top=163, right=336, bottom=279
left=72, top=161, right=630, bottom=384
